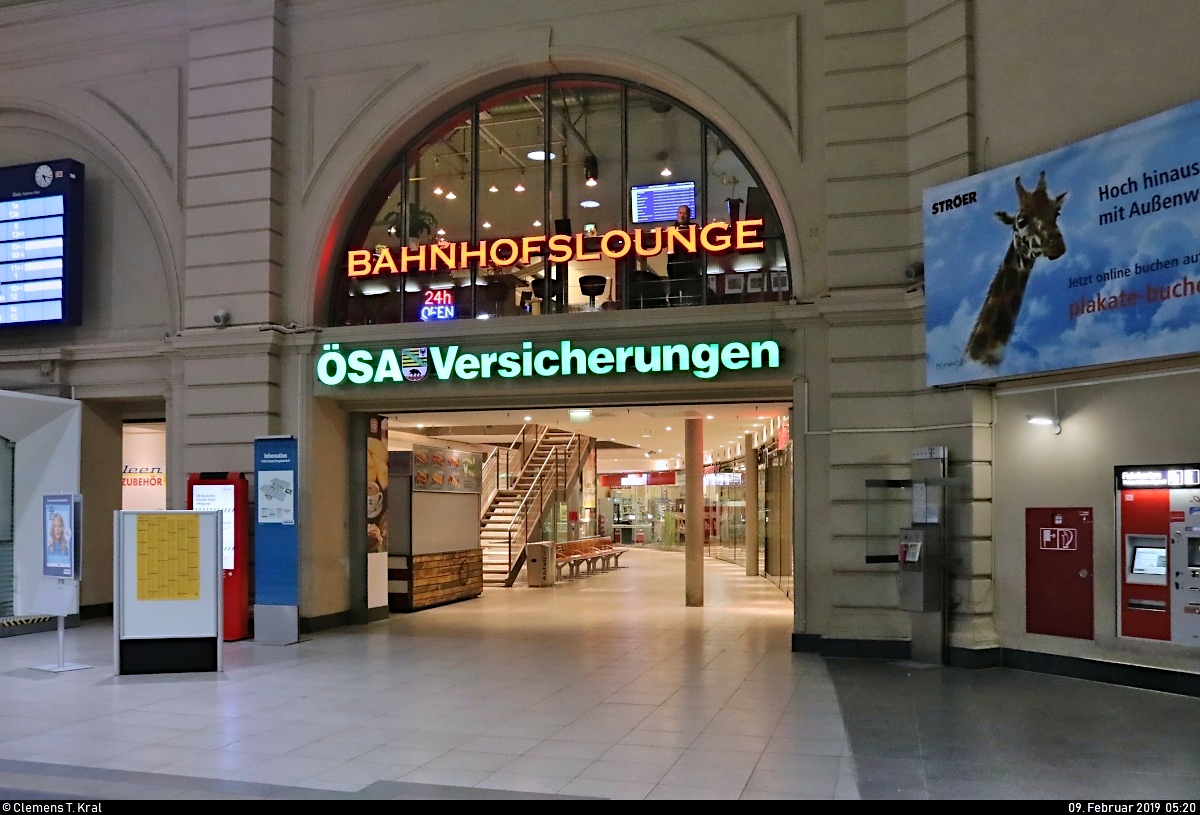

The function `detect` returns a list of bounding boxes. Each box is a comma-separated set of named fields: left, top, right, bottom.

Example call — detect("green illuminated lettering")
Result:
left=522, top=341, right=533, bottom=377
left=616, top=346, right=635, bottom=373
left=480, top=352, right=498, bottom=378
left=534, top=349, right=560, bottom=376
left=751, top=340, right=780, bottom=369
left=497, top=351, right=520, bottom=378
left=430, top=345, right=459, bottom=379
left=454, top=353, right=480, bottom=379
left=347, top=349, right=374, bottom=384
left=634, top=345, right=660, bottom=373
left=560, top=340, right=587, bottom=375
left=691, top=343, right=719, bottom=379
left=587, top=347, right=614, bottom=374
left=663, top=344, right=689, bottom=372
left=374, top=349, right=402, bottom=382
left=720, top=342, right=749, bottom=370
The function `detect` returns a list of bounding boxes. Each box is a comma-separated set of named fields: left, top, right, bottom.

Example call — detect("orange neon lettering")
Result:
left=666, top=225, right=698, bottom=254
left=520, top=235, right=546, bottom=265
left=574, top=233, right=600, bottom=262
left=461, top=240, right=487, bottom=266
left=736, top=219, right=765, bottom=250
left=547, top=234, right=572, bottom=263
left=700, top=223, right=732, bottom=253
left=601, top=229, right=631, bottom=259
left=373, top=247, right=398, bottom=275
left=400, top=244, right=426, bottom=273
left=633, top=227, right=663, bottom=257
left=490, top=238, right=519, bottom=267
left=430, top=241, right=457, bottom=270
left=347, top=249, right=373, bottom=277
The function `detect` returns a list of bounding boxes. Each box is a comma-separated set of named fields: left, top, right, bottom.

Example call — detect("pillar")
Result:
left=685, top=418, right=704, bottom=606
left=744, top=432, right=759, bottom=577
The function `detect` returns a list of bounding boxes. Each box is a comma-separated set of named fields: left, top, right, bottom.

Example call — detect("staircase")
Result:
left=479, top=427, right=591, bottom=586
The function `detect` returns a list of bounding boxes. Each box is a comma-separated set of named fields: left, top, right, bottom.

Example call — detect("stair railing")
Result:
left=504, top=443, right=561, bottom=580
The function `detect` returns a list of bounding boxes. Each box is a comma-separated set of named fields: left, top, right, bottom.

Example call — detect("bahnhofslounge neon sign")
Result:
left=316, top=338, right=782, bottom=385
left=346, top=219, right=766, bottom=277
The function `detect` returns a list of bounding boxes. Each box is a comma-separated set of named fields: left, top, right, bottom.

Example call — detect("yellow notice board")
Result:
left=136, top=514, right=201, bottom=600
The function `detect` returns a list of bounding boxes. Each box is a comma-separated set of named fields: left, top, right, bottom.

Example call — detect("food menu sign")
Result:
left=412, top=444, right=481, bottom=493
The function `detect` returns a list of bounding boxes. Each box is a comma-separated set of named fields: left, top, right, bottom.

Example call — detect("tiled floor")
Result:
left=0, top=548, right=1196, bottom=800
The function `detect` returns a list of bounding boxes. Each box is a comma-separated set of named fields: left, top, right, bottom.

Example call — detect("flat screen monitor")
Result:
left=1130, top=546, right=1167, bottom=576
left=631, top=181, right=696, bottom=225
left=0, top=159, right=85, bottom=328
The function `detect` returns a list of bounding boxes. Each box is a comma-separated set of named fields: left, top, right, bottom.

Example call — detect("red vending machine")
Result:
left=188, top=472, right=251, bottom=641
left=1115, top=464, right=1200, bottom=645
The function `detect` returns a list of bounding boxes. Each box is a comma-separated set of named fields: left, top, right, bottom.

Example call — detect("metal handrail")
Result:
left=505, top=441, right=561, bottom=565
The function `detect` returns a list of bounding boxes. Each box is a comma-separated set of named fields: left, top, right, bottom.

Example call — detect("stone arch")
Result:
left=298, top=46, right=804, bottom=325
left=0, top=86, right=182, bottom=336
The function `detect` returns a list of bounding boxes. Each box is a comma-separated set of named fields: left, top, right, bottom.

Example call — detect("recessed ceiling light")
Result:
left=527, top=150, right=556, bottom=161
left=416, top=423, right=424, bottom=429
left=706, top=415, right=714, bottom=420
left=585, top=177, right=597, bottom=187
left=569, top=409, right=592, bottom=421
left=432, top=186, right=444, bottom=195
left=524, top=415, right=532, bottom=421
left=580, top=200, right=600, bottom=208
left=488, top=184, right=499, bottom=193
left=514, top=181, right=526, bottom=192
left=665, top=426, right=672, bottom=431
left=482, top=221, right=491, bottom=229
left=436, top=228, right=446, bottom=236
left=660, top=167, right=672, bottom=177
left=533, top=219, right=542, bottom=227
left=444, top=191, right=456, bottom=200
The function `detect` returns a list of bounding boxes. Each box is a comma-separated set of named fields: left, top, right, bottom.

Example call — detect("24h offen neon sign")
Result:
left=316, top=338, right=782, bottom=386
left=346, top=219, right=766, bottom=277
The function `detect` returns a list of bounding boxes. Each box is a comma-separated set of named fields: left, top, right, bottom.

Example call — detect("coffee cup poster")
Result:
left=924, top=97, right=1200, bottom=386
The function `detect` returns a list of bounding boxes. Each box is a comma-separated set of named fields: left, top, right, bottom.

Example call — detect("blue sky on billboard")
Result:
left=924, top=98, right=1200, bottom=386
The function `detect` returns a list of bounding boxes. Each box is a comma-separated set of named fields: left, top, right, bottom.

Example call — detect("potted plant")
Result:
left=381, top=206, right=438, bottom=245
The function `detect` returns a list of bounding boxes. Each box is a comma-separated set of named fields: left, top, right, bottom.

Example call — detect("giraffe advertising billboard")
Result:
left=923, top=97, right=1200, bottom=386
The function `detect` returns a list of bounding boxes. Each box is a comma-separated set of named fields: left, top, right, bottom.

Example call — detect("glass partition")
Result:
left=330, top=75, right=792, bottom=325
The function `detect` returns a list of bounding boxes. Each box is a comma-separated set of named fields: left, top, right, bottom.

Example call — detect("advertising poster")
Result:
left=925, top=97, right=1200, bottom=386
left=42, top=494, right=76, bottom=579
left=367, top=415, right=389, bottom=554
left=412, top=444, right=482, bottom=493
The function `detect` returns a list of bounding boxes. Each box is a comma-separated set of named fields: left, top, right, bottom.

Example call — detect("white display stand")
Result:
left=113, top=510, right=222, bottom=675
left=31, top=579, right=90, bottom=673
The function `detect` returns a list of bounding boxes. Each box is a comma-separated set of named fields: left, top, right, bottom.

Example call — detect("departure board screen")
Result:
left=0, top=159, right=84, bottom=328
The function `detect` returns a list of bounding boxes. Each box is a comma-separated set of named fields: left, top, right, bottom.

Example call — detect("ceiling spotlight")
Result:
left=436, top=228, right=446, bottom=236
left=523, top=415, right=532, bottom=421
left=665, top=426, right=672, bottom=431
left=584, top=154, right=598, bottom=187
left=476, top=313, right=490, bottom=320
left=533, top=219, right=542, bottom=227
left=488, top=184, right=499, bottom=193
left=706, top=415, right=715, bottom=420
left=444, top=191, right=457, bottom=200
left=387, top=225, right=397, bottom=235
left=527, top=150, right=556, bottom=161
left=433, top=185, right=444, bottom=195
left=660, top=166, right=672, bottom=177
left=514, top=180, right=526, bottom=192
left=416, top=423, right=424, bottom=429
left=482, top=221, right=492, bottom=229
left=580, top=200, right=600, bottom=208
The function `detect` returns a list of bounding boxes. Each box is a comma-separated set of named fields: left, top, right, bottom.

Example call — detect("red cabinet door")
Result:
left=1026, top=507, right=1094, bottom=639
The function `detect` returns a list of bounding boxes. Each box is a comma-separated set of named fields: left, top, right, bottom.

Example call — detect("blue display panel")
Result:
left=631, top=181, right=696, bottom=224
left=0, top=160, right=84, bottom=328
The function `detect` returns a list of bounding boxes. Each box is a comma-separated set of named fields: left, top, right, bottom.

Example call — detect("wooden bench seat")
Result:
left=551, top=537, right=628, bottom=580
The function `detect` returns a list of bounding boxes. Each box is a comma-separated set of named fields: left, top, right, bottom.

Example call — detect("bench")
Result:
left=552, top=537, right=628, bottom=580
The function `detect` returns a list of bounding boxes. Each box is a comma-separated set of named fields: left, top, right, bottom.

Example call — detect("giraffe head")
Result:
left=995, top=172, right=1068, bottom=261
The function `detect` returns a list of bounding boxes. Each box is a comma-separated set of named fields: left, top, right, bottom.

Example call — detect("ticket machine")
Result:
left=1116, top=464, right=1200, bottom=644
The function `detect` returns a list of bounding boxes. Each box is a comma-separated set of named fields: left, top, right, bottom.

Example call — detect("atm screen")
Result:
left=1131, top=546, right=1167, bottom=576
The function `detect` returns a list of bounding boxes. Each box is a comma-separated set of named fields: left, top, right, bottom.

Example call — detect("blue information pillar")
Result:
left=254, top=436, right=299, bottom=644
